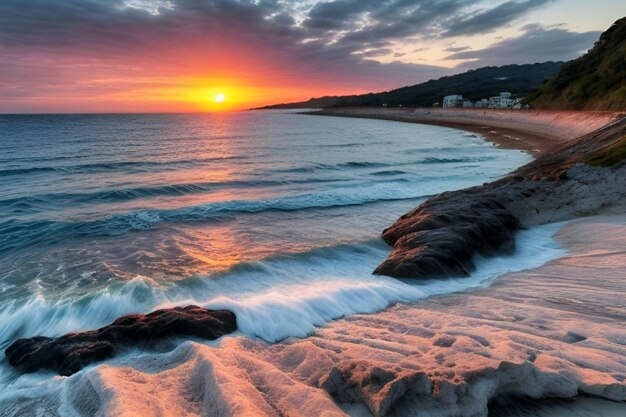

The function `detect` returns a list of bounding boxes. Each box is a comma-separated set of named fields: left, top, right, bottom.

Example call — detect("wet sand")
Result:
left=309, top=107, right=624, bottom=156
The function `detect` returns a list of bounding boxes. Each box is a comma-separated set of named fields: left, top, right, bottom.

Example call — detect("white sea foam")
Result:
left=0, top=222, right=566, bottom=355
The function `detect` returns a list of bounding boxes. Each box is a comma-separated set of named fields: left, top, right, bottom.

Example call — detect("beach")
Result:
left=310, top=107, right=623, bottom=155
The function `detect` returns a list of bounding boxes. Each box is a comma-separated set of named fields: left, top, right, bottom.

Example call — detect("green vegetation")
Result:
left=526, top=17, right=626, bottom=111
left=586, top=134, right=626, bottom=166
left=259, top=62, right=564, bottom=109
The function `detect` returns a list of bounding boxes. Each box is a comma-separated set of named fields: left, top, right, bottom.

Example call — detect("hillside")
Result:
left=526, top=17, right=626, bottom=111
left=258, top=62, right=564, bottom=109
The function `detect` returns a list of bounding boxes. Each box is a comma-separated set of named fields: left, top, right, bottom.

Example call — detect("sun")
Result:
left=214, top=93, right=226, bottom=103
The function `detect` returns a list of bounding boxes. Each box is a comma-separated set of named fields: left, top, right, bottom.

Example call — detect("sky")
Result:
left=0, top=0, right=624, bottom=113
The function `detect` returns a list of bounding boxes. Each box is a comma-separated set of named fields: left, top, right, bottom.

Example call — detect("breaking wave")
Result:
left=0, top=222, right=565, bottom=352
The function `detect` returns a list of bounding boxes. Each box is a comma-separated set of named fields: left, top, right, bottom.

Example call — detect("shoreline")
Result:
left=3, top=110, right=626, bottom=416
left=318, top=109, right=626, bottom=281
left=39, top=215, right=626, bottom=417
left=308, top=107, right=624, bottom=155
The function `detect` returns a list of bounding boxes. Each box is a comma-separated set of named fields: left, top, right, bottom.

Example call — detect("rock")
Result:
left=5, top=305, right=237, bottom=375
left=374, top=186, right=520, bottom=278
left=375, top=118, right=626, bottom=279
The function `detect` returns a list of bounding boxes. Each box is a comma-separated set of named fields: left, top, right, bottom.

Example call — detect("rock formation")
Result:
left=5, top=305, right=236, bottom=375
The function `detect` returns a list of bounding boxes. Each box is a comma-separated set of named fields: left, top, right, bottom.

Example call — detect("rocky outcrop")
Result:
left=373, top=190, right=520, bottom=278
left=375, top=117, right=626, bottom=279
left=5, top=305, right=236, bottom=376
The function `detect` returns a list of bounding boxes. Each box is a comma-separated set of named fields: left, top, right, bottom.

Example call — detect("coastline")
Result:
left=304, top=105, right=626, bottom=283
left=39, top=215, right=626, bottom=417
left=3, top=110, right=626, bottom=417
left=308, top=107, right=624, bottom=155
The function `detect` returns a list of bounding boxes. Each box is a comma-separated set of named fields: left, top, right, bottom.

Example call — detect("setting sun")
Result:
left=215, top=93, right=226, bottom=103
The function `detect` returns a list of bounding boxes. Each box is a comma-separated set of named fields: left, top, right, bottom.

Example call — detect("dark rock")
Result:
left=5, top=305, right=236, bottom=376
left=374, top=187, right=520, bottom=278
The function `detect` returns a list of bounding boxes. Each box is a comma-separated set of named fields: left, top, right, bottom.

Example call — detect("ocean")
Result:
left=0, top=111, right=565, bottom=397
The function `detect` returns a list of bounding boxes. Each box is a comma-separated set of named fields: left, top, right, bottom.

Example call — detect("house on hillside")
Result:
left=487, top=92, right=516, bottom=109
left=443, top=95, right=464, bottom=108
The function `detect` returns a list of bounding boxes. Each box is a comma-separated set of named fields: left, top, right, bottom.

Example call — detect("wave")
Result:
left=272, top=157, right=497, bottom=174
left=405, top=146, right=468, bottom=154
left=0, top=180, right=435, bottom=255
left=191, top=222, right=566, bottom=342
left=0, top=166, right=59, bottom=177
left=0, top=154, right=504, bottom=180
left=323, top=142, right=364, bottom=148
left=0, top=177, right=349, bottom=211
left=276, top=163, right=340, bottom=173
left=320, top=141, right=394, bottom=148
left=370, top=170, right=407, bottom=176
left=0, top=156, right=241, bottom=178
left=338, top=161, right=390, bottom=168
left=272, top=160, right=391, bottom=172
left=0, top=223, right=566, bottom=352
left=419, top=156, right=496, bottom=164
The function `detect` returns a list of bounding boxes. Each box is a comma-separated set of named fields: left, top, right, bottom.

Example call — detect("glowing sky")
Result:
left=1, top=0, right=624, bottom=113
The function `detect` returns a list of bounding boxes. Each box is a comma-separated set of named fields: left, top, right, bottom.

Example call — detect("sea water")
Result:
left=0, top=111, right=565, bottom=387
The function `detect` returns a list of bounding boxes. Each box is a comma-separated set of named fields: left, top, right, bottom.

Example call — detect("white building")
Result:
left=441, top=92, right=524, bottom=109
left=487, top=92, right=516, bottom=109
left=488, top=96, right=501, bottom=108
left=443, top=95, right=464, bottom=108
left=498, top=92, right=513, bottom=108
left=474, top=98, right=489, bottom=108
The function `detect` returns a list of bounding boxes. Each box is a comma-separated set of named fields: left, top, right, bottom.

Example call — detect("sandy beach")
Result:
left=310, top=107, right=624, bottom=155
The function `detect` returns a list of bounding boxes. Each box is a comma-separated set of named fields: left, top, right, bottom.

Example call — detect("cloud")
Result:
left=445, top=46, right=471, bottom=53
left=0, top=0, right=458, bottom=110
left=123, top=0, right=175, bottom=15
left=303, top=0, right=376, bottom=30
left=0, top=1, right=592, bottom=68
left=443, top=0, right=555, bottom=37
left=303, top=0, right=469, bottom=40
left=301, top=0, right=559, bottom=49
left=446, top=24, right=601, bottom=67
left=0, top=0, right=609, bottom=111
